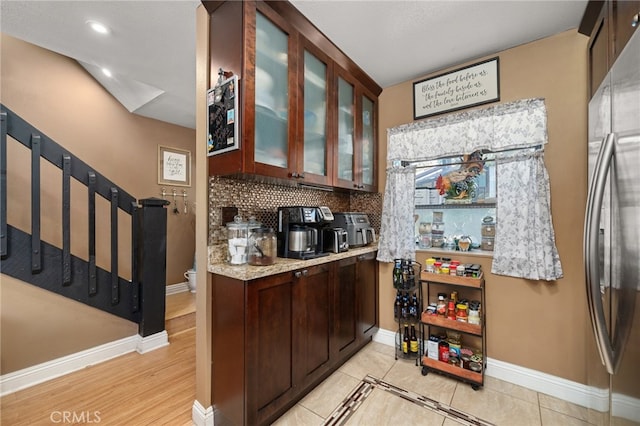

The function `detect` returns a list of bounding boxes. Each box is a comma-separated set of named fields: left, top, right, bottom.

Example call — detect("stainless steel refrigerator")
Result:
left=585, top=27, right=640, bottom=425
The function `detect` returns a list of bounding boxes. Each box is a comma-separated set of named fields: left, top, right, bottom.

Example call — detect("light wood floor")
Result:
left=1, top=294, right=196, bottom=426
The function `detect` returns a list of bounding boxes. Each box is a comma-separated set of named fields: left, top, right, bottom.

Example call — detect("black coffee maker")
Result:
left=277, top=206, right=333, bottom=259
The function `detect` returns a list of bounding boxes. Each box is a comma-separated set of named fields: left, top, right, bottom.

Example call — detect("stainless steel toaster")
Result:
left=322, top=227, right=349, bottom=253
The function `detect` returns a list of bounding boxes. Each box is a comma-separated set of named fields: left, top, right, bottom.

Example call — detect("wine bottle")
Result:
left=402, top=293, right=409, bottom=320
left=410, top=325, right=419, bottom=354
left=393, top=260, right=402, bottom=288
left=409, top=293, right=418, bottom=320
left=402, top=325, right=410, bottom=354
left=394, top=291, right=402, bottom=319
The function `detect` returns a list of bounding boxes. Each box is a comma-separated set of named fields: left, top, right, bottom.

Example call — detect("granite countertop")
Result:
left=208, top=244, right=378, bottom=281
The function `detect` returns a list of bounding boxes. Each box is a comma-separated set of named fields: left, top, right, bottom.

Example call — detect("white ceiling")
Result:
left=0, top=1, right=589, bottom=130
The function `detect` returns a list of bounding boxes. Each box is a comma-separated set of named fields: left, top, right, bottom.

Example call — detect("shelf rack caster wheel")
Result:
left=471, top=384, right=480, bottom=391
left=421, top=366, right=429, bottom=376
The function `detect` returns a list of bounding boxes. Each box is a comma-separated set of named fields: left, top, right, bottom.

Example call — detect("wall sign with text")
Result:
left=158, top=145, right=191, bottom=187
left=413, top=57, right=500, bottom=120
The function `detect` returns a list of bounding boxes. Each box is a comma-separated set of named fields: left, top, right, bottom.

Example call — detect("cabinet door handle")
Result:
left=294, top=271, right=302, bottom=278
left=290, top=172, right=299, bottom=178
left=632, top=13, right=639, bottom=28
left=298, top=173, right=305, bottom=179
left=301, top=269, right=308, bottom=276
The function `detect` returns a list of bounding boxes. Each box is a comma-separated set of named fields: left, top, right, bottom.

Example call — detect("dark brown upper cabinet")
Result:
left=205, top=0, right=382, bottom=192
left=581, top=0, right=640, bottom=98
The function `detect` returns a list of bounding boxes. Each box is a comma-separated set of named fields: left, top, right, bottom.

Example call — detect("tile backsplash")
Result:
left=209, top=176, right=382, bottom=263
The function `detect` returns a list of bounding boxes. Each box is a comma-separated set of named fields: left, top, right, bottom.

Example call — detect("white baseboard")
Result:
left=166, top=281, right=189, bottom=295
left=0, top=331, right=169, bottom=397
left=192, top=400, right=214, bottom=426
left=372, top=327, right=639, bottom=419
left=136, top=330, right=169, bottom=354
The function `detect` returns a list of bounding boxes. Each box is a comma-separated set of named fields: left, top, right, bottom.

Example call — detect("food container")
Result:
left=481, top=223, right=496, bottom=237
left=481, top=237, right=494, bottom=251
left=431, top=236, right=445, bottom=248
left=248, top=227, right=276, bottom=266
left=227, top=215, right=261, bottom=265
left=431, top=221, right=445, bottom=235
left=458, top=235, right=472, bottom=251
left=418, top=234, right=432, bottom=249
left=438, top=341, right=450, bottom=362
left=425, top=258, right=436, bottom=273
left=469, top=361, right=482, bottom=373
left=418, top=222, right=432, bottom=235
left=460, top=354, right=472, bottom=369
left=427, top=336, right=439, bottom=360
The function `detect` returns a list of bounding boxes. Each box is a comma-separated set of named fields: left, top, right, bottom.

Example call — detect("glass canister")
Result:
left=248, top=227, right=276, bottom=266
left=458, top=235, right=472, bottom=252
left=227, top=215, right=249, bottom=265
left=418, top=222, right=432, bottom=235
left=226, top=216, right=261, bottom=265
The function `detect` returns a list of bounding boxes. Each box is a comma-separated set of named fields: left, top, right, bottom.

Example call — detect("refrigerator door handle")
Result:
left=584, top=132, right=618, bottom=375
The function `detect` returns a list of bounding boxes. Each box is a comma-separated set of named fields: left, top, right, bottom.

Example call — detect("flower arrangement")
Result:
left=435, top=151, right=484, bottom=202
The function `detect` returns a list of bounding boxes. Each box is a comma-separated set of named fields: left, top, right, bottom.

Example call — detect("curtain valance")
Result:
left=387, top=98, right=547, bottom=162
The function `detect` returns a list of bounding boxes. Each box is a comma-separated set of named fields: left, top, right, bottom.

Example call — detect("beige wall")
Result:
left=378, top=29, right=590, bottom=384
left=195, top=4, right=213, bottom=409
left=0, top=34, right=197, bottom=373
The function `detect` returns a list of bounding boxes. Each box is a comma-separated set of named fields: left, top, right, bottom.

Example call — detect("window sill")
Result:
left=415, top=247, right=494, bottom=258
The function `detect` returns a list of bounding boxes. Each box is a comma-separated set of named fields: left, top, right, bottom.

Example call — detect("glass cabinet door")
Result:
left=337, top=77, right=355, bottom=181
left=361, top=95, right=375, bottom=187
left=303, top=50, right=328, bottom=177
left=254, top=12, right=289, bottom=169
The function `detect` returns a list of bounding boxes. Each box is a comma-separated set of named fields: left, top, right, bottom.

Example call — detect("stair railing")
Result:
left=0, top=105, right=168, bottom=337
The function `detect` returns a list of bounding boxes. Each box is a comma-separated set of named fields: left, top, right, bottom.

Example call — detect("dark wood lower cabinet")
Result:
left=357, top=252, right=379, bottom=338
left=211, top=252, right=378, bottom=426
left=334, top=257, right=357, bottom=357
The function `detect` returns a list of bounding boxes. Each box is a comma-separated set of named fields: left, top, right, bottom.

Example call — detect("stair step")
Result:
left=166, top=311, right=195, bottom=336
left=166, top=291, right=196, bottom=336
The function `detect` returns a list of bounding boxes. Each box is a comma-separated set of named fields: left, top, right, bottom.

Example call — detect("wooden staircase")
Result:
left=165, top=292, right=196, bottom=336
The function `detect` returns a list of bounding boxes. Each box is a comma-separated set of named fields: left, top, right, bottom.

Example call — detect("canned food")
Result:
left=469, top=361, right=482, bottom=373
left=460, top=354, right=472, bottom=369
left=438, top=341, right=450, bottom=362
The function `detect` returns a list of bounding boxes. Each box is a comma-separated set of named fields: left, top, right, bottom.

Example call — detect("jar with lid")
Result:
left=425, top=258, right=436, bottom=273
left=438, top=341, right=450, bottom=362
left=456, top=304, right=468, bottom=322
left=458, top=235, right=472, bottom=252
left=436, top=293, right=447, bottom=316
left=447, top=300, right=456, bottom=320
left=418, top=233, right=432, bottom=249
left=418, top=222, right=432, bottom=235
left=431, top=221, right=445, bottom=235
left=227, top=216, right=252, bottom=265
left=248, top=227, right=276, bottom=266
left=468, top=301, right=481, bottom=325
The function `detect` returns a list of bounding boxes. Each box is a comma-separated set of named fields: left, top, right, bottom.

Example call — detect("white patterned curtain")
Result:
left=377, top=165, right=416, bottom=263
left=384, top=98, right=563, bottom=280
left=491, top=151, right=563, bottom=280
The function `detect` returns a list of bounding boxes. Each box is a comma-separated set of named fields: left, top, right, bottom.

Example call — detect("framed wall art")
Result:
left=207, top=74, right=239, bottom=156
left=158, top=145, right=191, bottom=187
left=413, top=57, right=500, bottom=120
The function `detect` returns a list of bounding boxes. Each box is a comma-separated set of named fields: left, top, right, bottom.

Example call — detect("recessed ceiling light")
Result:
left=87, top=20, right=110, bottom=35
left=102, top=68, right=112, bottom=78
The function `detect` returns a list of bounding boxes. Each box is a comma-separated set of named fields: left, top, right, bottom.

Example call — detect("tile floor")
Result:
left=272, top=341, right=606, bottom=426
